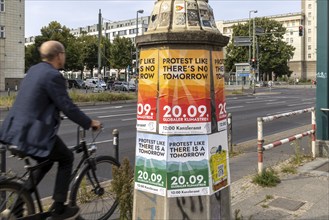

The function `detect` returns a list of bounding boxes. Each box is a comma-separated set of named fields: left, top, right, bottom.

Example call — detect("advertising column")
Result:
left=158, top=49, right=211, bottom=135
left=136, top=49, right=158, bottom=133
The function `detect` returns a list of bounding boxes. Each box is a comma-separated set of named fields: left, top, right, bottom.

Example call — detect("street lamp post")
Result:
left=135, top=9, right=144, bottom=78
left=249, top=10, right=257, bottom=63
left=249, top=10, right=257, bottom=94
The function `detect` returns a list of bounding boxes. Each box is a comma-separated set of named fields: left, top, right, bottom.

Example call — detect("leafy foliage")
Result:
left=110, top=37, right=135, bottom=80
left=111, top=158, right=134, bottom=220
left=225, top=17, right=295, bottom=80
left=252, top=168, right=281, bottom=187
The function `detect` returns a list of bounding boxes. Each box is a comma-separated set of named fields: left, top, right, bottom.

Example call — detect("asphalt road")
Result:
left=0, top=87, right=316, bottom=198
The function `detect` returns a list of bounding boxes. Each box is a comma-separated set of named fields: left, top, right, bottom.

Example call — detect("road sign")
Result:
left=233, top=36, right=251, bottom=46
left=256, top=27, right=265, bottom=34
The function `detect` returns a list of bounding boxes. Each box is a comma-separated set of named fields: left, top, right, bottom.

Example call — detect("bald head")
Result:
left=40, top=41, right=65, bottom=61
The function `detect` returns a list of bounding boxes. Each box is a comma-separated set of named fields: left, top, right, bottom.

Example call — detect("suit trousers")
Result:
left=28, top=135, right=74, bottom=203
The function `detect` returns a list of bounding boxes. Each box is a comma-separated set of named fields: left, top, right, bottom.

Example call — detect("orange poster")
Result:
left=158, top=49, right=211, bottom=134
left=212, top=51, right=227, bottom=131
left=136, top=49, right=158, bottom=133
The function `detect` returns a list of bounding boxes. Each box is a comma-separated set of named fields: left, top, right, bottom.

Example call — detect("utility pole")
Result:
left=315, top=0, right=329, bottom=157
left=98, top=9, right=102, bottom=79
left=252, top=16, right=256, bottom=94
left=249, top=10, right=257, bottom=63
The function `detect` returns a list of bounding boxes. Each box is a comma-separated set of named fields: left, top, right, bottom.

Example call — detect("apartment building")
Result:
left=0, top=0, right=25, bottom=91
left=69, top=16, right=150, bottom=44
left=216, top=0, right=317, bottom=80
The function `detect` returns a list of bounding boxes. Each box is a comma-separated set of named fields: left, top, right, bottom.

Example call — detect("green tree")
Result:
left=109, top=37, right=134, bottom=80
left=225, top=17, right=295, bottom=81
left=25, top=44, right=39, bottom=72
left=25, top=21, right=80, bottom=72
left=77, top=34, right=98, bottom=77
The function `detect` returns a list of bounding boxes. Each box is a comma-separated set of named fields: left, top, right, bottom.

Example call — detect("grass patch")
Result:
left=0, top=91, right=136, bottom=108
left=234, top=209, right=253, bottom=220
left=265, top=194, right=274, bottom=200
left=111, top=158, right=134, bottom=220
left=226, top=90, right=244, bottom=96
left=0, top=95, right=16, bottom=109
left=281, top=164, right=297, bottom=174
left=252, top=168, right=281, bottom=187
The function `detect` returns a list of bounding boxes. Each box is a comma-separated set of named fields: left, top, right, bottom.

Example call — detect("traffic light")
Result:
left=250, top=58, right=257, bottom=69
left=298, top=26, right=304, bottom=36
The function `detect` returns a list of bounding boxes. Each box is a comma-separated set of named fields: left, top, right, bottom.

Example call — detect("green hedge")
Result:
left=0, top=91, right=136, bottom=109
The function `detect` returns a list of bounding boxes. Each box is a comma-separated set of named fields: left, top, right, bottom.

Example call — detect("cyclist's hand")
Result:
left=91, top=120, right=102, bottom=131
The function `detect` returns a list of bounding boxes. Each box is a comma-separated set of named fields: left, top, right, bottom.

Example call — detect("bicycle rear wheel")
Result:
left=70, top=156, right=120, bottom=220
left=0, top=180, right=35, bottom=219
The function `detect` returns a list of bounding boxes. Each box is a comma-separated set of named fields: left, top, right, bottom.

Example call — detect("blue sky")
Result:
left=25, top=0, right=301, bottom=37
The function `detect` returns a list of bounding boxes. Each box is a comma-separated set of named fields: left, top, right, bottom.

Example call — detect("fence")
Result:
left=257, top=107, right=316, bottom=174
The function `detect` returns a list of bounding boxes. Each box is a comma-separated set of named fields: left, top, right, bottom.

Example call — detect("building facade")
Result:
left=216, top=0, right=317, bottom=80
left=0, top=0, right=25, bottom=91
left=69, top=16, right=150, bottom=44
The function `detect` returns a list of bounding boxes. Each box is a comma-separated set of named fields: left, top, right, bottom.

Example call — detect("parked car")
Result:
left=67, top=79, right=85, bottom=89
left=112, top=81, right=136, bottom=91
left=85, top=78, right=107, bottom=90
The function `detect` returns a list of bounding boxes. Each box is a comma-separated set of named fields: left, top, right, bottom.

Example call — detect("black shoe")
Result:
left=48, top=205, right=80, bottom=220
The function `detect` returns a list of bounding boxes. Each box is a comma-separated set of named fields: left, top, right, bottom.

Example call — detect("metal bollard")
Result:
left=227, top=113, right=233, bottom=153
left=112, top=129, right=119, bottom=162
left=257, top=117, right=264, bottom=174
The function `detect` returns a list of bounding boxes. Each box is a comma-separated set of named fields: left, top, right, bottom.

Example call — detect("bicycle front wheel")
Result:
left=0, top=180, right=35, bottom=219
left=70, top=156, right=120, bottom=220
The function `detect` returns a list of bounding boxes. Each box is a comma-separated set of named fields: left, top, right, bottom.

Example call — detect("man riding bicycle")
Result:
left=0, top=40, right=101, bottom=220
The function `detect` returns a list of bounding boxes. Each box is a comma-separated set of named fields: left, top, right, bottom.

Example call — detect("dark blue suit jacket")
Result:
left=0, top=62, right=91, bottom=157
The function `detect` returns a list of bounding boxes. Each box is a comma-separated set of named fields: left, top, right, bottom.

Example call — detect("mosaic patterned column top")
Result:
left=146, top=0, right=220, bottom=34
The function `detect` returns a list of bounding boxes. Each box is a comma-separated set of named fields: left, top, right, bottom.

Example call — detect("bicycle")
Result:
left=0, top=127, right=120, bottom=220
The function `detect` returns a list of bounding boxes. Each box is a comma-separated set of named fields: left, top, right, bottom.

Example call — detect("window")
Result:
left=286, top=38, right=289, bottom=42
left=118, top=30, right=126, bottom=36
left=290, top=38, right=293, bottom=43
left=0, top=0, right=4, bottom=12
left=0, top=26, right=5, bottom=38
left=308, top=54, right=311, bottom=59
left=308, top=4, right=312, bottom=9
left=308, top=45, right=312, bottom=50
left=308, top=20, right=312, bottom=26
left=308, top=12, right=311, bottom=17
left=129, top=29, right=137, bottom=34
left=290, top=31, right=294, bottom=35
left=308, top=37, right=311, bottom=42
left=308, top=29, right=311, bottom=34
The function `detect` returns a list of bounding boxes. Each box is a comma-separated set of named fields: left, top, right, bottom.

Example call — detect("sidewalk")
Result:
left=230, top=136, right=329, bottom=219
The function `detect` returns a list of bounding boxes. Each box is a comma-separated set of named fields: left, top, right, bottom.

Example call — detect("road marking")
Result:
left=287, top=102, right=314, bottom=107
left=246, top=100, right=275, bottom=104
left=266, top=101, right=286, bottom=105
left=227, top=106, right=244, bottom=109
left=82, top=106, right=123, bottom=111
left=301, top=98, right=316, bottom=101
left=98, top=113, right=136, bottom=118
left=122, top=118, right=136, bottom=121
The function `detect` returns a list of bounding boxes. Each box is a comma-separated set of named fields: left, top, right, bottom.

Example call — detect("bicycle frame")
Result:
left=0, top=127, right=103, bottom=218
